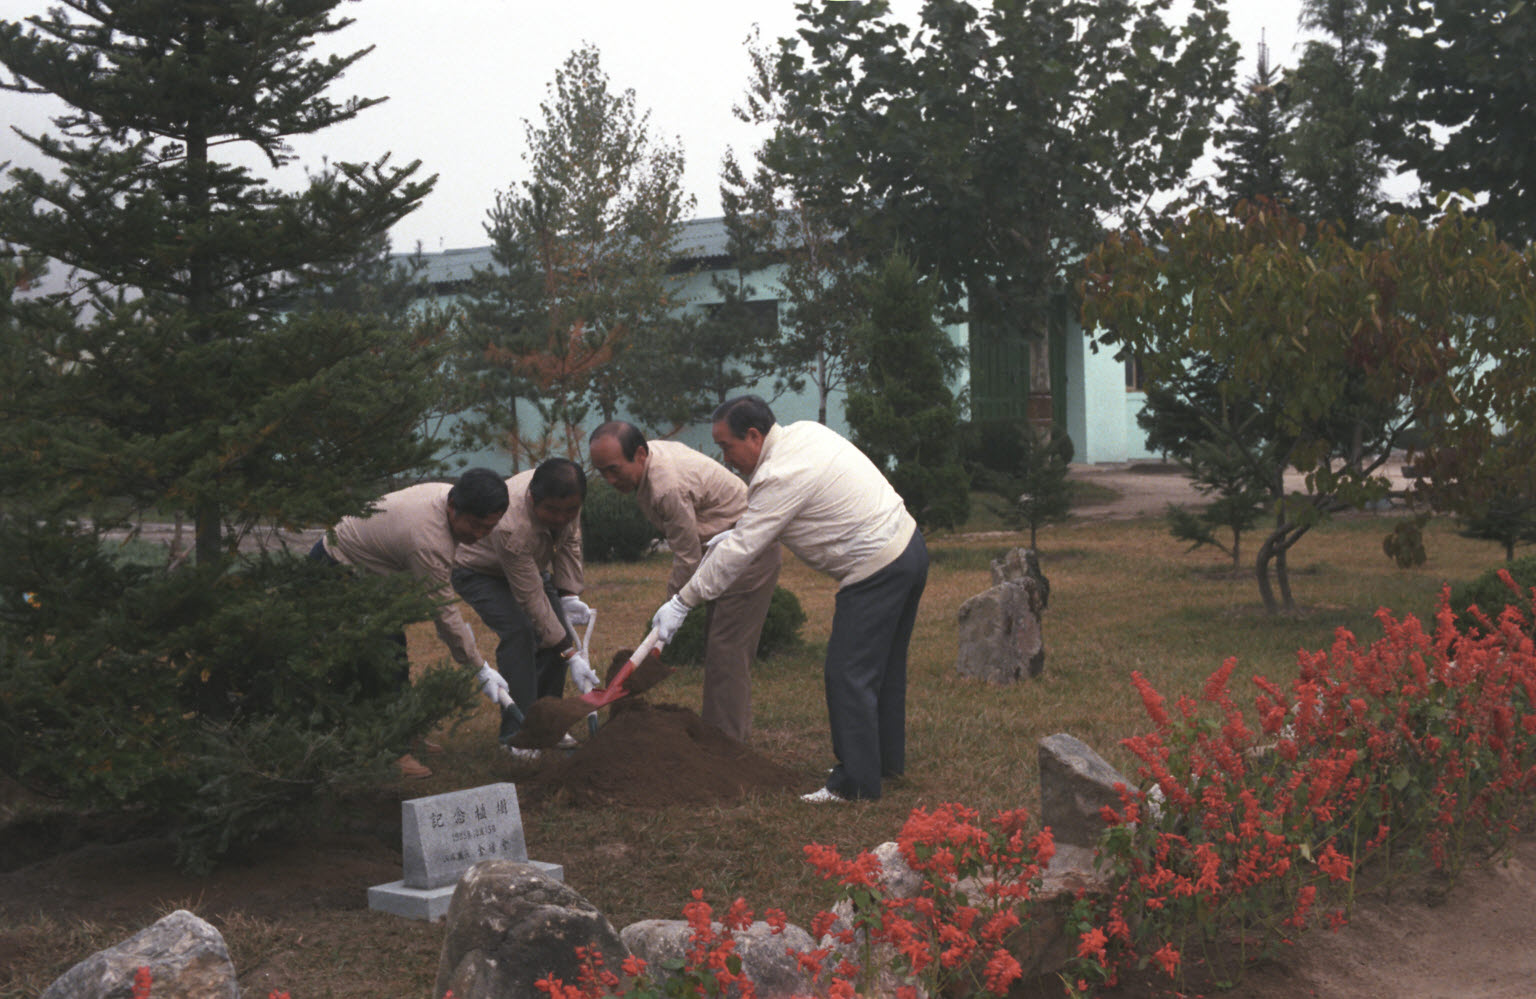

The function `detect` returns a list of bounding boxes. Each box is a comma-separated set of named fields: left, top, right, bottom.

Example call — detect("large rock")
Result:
left=435, top=861, right=628, bottom=999
left=990, top=547, right=1050, bottom=608
left=40, top=909, right=237, bottom=999
left=621, top=919, right=816, bottom=999
left=956, top=577, right=1046, bottom=683
left=1038, top=732, right=1134, bottom=849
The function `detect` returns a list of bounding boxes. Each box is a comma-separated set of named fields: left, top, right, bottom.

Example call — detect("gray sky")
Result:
left=0, top=0, right=1311, bottom=253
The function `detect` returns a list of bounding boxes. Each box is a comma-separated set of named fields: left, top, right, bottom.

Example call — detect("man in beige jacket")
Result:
left=452, top=458, right=600, bottom=757
left=589, top=421, right=779, bottom=742
left=313, top=467, right=510, bottom=778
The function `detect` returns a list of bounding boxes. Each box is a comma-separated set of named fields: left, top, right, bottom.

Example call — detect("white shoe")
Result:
left=555, top=734, right=579, bottom=750
left=503, top=745, right=542, bottom=763
left=800, top=787, right=850, bottom=804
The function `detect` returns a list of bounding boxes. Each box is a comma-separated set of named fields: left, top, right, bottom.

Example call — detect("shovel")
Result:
left=505, top=626, right=674, bottom=749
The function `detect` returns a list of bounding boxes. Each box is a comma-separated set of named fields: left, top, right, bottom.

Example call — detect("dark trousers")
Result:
left=451, top=568, right=569, bottom=737
left=823, top=530, right=929, bottom=801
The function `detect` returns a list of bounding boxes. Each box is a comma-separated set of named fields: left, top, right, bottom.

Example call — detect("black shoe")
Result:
left=499, top=703, right=523, bottom=745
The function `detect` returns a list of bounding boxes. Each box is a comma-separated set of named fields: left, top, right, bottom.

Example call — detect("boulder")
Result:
left=956, top=576, right=1046, bottom=683
left=1038, top=732, right=1134, bottom=849
left=434, top=860, right=628, bottom=999
left=990, top=547, right=1050, bottom=609
left=40, top=909, right=236, bottom=999
left=621, top=919, right=816, bottom=999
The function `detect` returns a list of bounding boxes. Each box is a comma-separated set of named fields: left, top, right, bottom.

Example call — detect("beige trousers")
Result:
left=698, top=544, right=781, bottom=742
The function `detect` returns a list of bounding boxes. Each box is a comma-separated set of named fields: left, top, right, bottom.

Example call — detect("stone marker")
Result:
left=368, top=782, right=563, bottom=922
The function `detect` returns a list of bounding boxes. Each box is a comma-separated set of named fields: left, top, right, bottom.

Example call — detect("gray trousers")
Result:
left=822, top=530, right=929, bottom=801
left=451, top=568, right=570, bottom=735
left=698, top=544, right=781, bottom=742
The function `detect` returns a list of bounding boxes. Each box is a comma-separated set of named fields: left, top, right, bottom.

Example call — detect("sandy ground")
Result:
left=1067, top=457, right=1419, bottom=520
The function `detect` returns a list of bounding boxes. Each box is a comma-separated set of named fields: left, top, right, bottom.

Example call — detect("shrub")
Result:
left=0, top=520, right=475, bottom=873
left=663, top=586, right=807, bottom=667
left=1447, top=556, right=1536, bottom=634
left=581, top=478, right=659, bottom=563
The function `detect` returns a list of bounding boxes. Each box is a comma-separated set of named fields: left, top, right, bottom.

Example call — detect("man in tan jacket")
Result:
left=589, top=421, right=779, bottom=742
left=452, top=458, right=599, bottom=757
left=313, top=467, right=510, bottom=778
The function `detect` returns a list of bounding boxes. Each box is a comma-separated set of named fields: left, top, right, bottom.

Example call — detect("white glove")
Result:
left=560, top=594, right=593, bottom=627
left=651, top=595, right=693, bottom=644
left=476, top=661, right=509, bottom=703
left=704, top=529, right=735, bottom=554
left=566, top=650, right=600, bottom=693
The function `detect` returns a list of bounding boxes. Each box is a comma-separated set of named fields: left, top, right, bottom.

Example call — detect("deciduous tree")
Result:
left=1375, top=0, right=1536, bottom=245
left=765, top=0, right=1237, bottom=414
left=1083, top=201, right=1529, bottom=613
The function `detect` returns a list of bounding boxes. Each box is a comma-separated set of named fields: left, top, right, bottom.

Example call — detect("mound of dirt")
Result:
left=519, top=701, right=801, bottom=808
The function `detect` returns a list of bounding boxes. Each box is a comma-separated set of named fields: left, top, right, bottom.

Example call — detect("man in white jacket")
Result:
left=651, top=396, right=929, bottom=802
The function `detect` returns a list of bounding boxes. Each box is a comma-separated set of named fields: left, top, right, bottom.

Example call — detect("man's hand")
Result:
left=650, top=595, right=692, bottom=644
left=560, top=594, right=593, bottom=627
left=567, top=650, right=600, bottom=693
left=476, top=661, right=510, bottom=704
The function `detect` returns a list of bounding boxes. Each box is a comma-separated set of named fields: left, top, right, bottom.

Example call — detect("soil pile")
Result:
left=520, top=701, right=801, bottom=808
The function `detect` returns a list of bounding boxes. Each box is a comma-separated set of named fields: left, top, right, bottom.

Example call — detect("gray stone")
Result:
left=955, top=576, right=1046, bottom=683
left=1038, top=732, right=1134, bottom=849
left=40, top=909, right=236, bottom=999
left=435, top=860, right=628, bottom=999
left=368, top=859, right=565, bottom=922
left=371, top=782, right=564, bottom=922
left=989, top=548, right=1050, bottom=610
left=621, top=919, right=816, bottom=999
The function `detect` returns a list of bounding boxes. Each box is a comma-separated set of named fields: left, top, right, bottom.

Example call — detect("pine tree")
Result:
left=1214, top=38, right=1295, bottom=212
left=460, top=44, right=692, bottom=464
left=1284, top=0, right=1395, bottom=244
left=0, top=2, right=466, bottom=871
left=0, top=2, right=440, bottom=560
left=845, top=253, right=969, bottom=530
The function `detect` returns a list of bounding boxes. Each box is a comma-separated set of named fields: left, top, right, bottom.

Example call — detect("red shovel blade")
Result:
left=577, top=659, right=637, bottom=707
left=574, top=625, right=663, bottom=708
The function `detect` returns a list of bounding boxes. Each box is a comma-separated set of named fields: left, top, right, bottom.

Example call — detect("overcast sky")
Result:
left=0, top=0, right=1314, bottom=253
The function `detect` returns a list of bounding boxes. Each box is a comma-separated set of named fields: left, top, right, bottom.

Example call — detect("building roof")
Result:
left=400, top=215, right=733, bottom=289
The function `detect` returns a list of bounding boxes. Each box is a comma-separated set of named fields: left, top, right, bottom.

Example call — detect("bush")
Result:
left=0, top=520, right=476, bottom=873
left=1448, top=555, right=1536, bottom=633
left=581, top=478, right=659, bottom=563
left=663, top=586, right=807, bottom=667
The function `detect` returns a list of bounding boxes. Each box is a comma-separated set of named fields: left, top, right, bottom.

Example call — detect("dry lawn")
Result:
left=0, top=507, right=1508, bottom=998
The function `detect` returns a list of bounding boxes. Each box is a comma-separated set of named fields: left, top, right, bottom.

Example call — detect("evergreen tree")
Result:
left=1284, top=0, right=1396, bottom=244
left=0, top=2, right=467, bottom=870
left=1013, top=427, right=1074, bottom=550
left=845, top=253, right=969, bottom=530
left=1214, top=38, right=1295, bottom=212
left=460, top=44, right=692, bottom=464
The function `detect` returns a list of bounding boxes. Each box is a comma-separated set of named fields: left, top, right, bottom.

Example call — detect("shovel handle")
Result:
left=628, top=624, right=665, bottom=666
